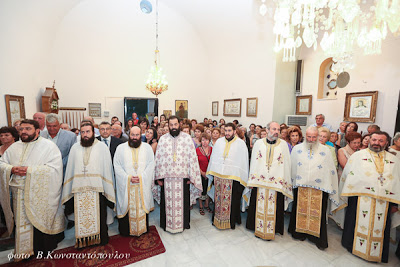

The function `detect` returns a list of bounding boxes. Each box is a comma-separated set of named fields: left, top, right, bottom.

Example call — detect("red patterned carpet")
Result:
left=2, top=225, right=165, bottom=267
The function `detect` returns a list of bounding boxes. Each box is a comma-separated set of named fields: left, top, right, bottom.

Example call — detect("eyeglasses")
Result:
left=99, top=128, right=111, bottom=131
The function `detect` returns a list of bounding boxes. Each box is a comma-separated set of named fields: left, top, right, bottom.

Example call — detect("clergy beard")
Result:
left=21, top=132, right=37, bottom=143
left=267, top=133, right=278, bottom=141
left=369, top=143, right=384, bottom=153
left=81, top=135, right=95, bottom=147
left=225, top=135, right=235, bottom=142
left=305, top=140, right=319, bottom=150
left=129, top=138, right=141, bottom=148
left=170, top=128, right=180, bottom=137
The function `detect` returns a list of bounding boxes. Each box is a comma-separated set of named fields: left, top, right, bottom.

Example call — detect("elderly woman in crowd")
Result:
left=219, top=118, right=226, bottom=126
left=12, top=119, right=22, bottom=131
left=0, top=127, right=19, bottom=157
left=280, top=125, right=289, bottom=141
left=287, top=126, right=302, bottom=153
left=360, top=133, right=371, bottom=150
left=193, top=124, right=204, bottom=148
left=196, top=133, right=213, bottom=215
left=210, top=128, right=220, bottom=147
left=250, top=125, right=262, bottom=149
left=389, top=132, right=400, bottom=159
left=329, top=132, right=341, bottom=150
left=181, top=125, right=190, bottom=135
left=339, top=122, right=358, bottom=147
left=124, top=119, right=133, bottom=136
left=318, top=127, right=338, bottom=168
left=145, top=127, right=158, bottom=154
left=337, top=131, right=362, bottom=179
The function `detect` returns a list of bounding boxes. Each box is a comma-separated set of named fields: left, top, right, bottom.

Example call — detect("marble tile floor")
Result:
left=1, top=205, right=399, bottom=267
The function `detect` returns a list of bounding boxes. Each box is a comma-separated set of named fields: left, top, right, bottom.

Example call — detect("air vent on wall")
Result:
left=286, top=115, right=308, bottom=126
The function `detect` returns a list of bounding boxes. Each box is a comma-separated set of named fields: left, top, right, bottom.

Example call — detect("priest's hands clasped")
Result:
left=11, top=166, right=28, bottom=176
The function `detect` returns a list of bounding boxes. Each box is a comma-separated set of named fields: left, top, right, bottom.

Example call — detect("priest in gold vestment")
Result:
left=0, top=120, right=65, bottom=260
left=288, top=126, right=339, bottom=250
left=206, top=123, right=249, bottom=230
left=114, top=126, right=155, bottom=236
left=62, top=122, right=115, bottom=248
left=340, top=132, right=400, bottom=263
left=246, top=122, right=293, bottom=240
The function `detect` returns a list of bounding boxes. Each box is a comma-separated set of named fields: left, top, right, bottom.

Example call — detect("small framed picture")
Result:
left=246, top=98, right=258, bottom=117
left=223, top=99, right=242, bottom=117
left=296, top=95, right=312, bottom=115
left=5, top=95, right=26, bottom=126
left=175, top=100, right=188, bottom=119
left=212, top=101, right=218, bottom=116
left=163, top=110, right=172, bottom=118
left=344, top=91, right=378, bottom=123
left=88, top=103, right=102, bottom=117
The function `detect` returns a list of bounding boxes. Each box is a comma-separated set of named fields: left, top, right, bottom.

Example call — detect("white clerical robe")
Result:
left=154, top=132, right=202, bottom=233
left=291, top=142, right=339, bottom=209
left=0, top=137, right=65, bottom=258
left=339, top=149, right=400, bottom=262
left=114, top=142, right=155, bottom=217
left=206, top=136, right=249, bottom=229
left=62, top=139, right=115, bottom=247
left=246, top=138, right=293, bottom=240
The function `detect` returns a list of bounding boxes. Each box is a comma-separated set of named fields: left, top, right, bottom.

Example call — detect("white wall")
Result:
left=300, top=36, right=400, bottom=136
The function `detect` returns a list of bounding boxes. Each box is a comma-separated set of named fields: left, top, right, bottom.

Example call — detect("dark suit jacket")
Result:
left=96, top=136, right=123, bottom=161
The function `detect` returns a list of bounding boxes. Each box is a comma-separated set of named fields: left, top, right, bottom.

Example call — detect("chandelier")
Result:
left=260, top=0, right=400, bottom=72
left=145, top=0, right=168, bottom=97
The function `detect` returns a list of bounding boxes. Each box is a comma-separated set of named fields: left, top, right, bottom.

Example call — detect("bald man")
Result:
left=60, top=123, right=70, bottom=131
left=33, top=112, right=47, bottom=132
left=111, top=124, right=128, bottom=142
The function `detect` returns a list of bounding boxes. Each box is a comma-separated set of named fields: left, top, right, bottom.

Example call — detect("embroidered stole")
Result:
left=11, top=142, right=35, bottom=259
left=165, top=178, right=184, bottom=233
left=74, top=141, right=101, bottom=248
left=352, top=196, right=388, bottom=262
left=74, top=191, right=100, bottom=248
left=11, top=185, right=34, bottom=260
left=296, top=187, right=323, bottom=237
left=255, top=188, right=277, bottom=240
left=214, top=177, right=233, bottom=229
left=128, top=147, right=147, bottom=236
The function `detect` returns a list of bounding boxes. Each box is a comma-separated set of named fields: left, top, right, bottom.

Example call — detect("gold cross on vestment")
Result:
left=82, top=166, right=88, bottom=176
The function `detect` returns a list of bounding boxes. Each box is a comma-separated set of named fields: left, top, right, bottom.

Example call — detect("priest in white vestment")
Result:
left=0, top=120, right=65, bottom=260
left=339, top=132, right=400, bottom=263
left=288, top=126, right=339, bottom=250
left=62, top=122, right=115, bottom=248
left=246, top=122, right=293, bottom=240
left=114, top=126, right=155, bottom=236
left=154, top=116, right=202, bottom=233
left=206, top=123, right=249, bottom=230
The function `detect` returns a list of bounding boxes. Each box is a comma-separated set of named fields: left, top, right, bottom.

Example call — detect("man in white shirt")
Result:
left=97, top=121, right=123, bottom=161
left=310, top=114, right=333, bottom=132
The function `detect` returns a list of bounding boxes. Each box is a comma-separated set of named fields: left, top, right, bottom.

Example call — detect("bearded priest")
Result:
left=114, top=126, right=155, bottom=236
left=0, top=119, right=65, bottom=260
left=288, top=126, right=339, bottom=250
left=62, top=122, right=115, bottom=248
left=206, top=122, right=249, bottom=230
left=154, top=116, right=202, bottom=233
left=246, top=121, right=293, bottom=240
left=340, top=131, right=400, bottom=263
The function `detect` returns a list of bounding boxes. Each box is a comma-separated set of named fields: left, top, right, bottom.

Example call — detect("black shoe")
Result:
left=316, top=244, right=326, bottom=250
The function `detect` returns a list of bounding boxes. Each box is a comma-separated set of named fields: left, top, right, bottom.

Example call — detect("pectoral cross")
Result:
left=173, top=153, right=177, bottom=162
left=378, top=175, right=385, bottom=186
left=82, top=166, right=88, bottom=176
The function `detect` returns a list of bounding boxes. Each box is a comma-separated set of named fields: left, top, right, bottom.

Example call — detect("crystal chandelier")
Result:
left=146, top=0, right=168, bottom=97
left=260, top=0, right=400, bottom=72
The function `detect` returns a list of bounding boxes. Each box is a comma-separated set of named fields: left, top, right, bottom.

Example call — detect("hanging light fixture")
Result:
left=260, top=0, right=400, bottom=72
left=145, top=0, right=168, bottom=97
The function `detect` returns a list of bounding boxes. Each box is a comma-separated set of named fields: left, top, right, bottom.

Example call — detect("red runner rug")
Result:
left=2, top=225, right=165, bottom=267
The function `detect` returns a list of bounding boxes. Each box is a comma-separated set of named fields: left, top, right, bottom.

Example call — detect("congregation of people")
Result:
left=1, top=111, right=400, bottom=264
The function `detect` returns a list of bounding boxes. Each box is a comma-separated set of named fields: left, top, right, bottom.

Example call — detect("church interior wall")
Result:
left=299, top=36, right=400, bottom=135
